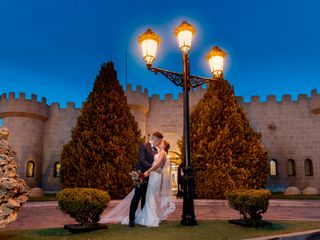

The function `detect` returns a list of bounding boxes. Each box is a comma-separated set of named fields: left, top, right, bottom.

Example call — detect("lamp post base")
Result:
left=180, top=166, right=197, bottom=226
left=180, top=216, right=197, bottom=226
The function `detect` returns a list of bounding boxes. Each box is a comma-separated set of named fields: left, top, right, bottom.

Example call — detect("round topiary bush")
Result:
left=57, top=188, right=110, bottom=227
left=225, top=189, right=271, bottom=227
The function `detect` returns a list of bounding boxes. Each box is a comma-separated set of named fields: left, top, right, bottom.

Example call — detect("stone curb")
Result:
left=268, top=200, right=320, bottom=207
left=246, top=229, right=320, bottom=240
left=24, top=199, right=320, bottom=208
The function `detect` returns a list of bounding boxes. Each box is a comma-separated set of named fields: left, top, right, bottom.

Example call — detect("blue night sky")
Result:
left=0, top=0, right=320, bottom=114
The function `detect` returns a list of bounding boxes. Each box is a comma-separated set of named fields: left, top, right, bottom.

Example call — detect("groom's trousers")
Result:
left=129, top=183, right=148, bottom=222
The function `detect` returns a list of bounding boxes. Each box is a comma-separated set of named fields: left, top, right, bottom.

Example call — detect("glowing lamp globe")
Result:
left=138, top=29, right=162, bottom=67
left=206, top=46, right=226, bottom=79
left=174, top=21, right=196, bottom=54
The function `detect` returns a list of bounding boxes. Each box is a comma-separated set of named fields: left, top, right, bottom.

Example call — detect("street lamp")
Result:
left=138, top=28, right=162, bottom=68
left=138, top=21, right=226, bottom=226
left=206, top=46, right=226, bottom=79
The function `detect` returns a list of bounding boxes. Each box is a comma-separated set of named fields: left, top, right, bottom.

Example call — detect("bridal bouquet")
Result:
left=129, top=170, right=146, bottom=188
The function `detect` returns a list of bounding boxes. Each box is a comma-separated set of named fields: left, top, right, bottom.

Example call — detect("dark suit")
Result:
left=129, top=142, right=155, bottom=222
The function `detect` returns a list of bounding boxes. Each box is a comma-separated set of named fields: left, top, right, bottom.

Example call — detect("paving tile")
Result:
left=2, top=199, right=320, bottom=230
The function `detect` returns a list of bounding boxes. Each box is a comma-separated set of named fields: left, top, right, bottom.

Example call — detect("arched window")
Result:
left=26, top=161, right=35, bottom=177
left=305, top=159, right=313, bottom=176
left=287, top=159, right=296, bottom=176
left=53, top=162, right=61, bottom=178
left=270, top=159, right=278, bottom=176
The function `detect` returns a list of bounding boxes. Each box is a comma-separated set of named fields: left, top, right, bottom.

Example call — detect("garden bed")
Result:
left=64, top=223, right=108, bottom=234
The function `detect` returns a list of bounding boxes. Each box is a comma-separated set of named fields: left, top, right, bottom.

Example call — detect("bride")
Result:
left=99, top=139, right=175, bottom=227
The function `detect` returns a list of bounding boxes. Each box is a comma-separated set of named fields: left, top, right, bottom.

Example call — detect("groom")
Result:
left=128, top=131, right=163, bottom=227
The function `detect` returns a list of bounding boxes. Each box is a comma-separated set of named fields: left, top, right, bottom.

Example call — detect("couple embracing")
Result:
left=100, top=132, right=176, bottom=227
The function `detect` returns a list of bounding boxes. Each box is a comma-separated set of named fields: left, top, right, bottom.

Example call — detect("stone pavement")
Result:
left=3, top=199, right=320, bottom=230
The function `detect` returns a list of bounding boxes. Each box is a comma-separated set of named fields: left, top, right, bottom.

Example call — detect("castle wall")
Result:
left=146, top=87, right=206, bottom=153
left=41, top=85, right=149, bottom=191
left=147, top=93, right=183, bottom=153
left=41, top=103, right=80, bottom=191
left=146, top=87, right=320, bottom=192
left=0, top=85, right=319, bottom=193
left=241, top=92, right=320, bottom=191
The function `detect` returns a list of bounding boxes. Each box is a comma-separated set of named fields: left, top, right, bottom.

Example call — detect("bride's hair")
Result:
left=162, top=140, right=170, bottom=153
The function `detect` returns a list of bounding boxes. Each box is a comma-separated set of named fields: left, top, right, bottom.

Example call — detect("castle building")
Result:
left=0, top=85, right=319, bottom=194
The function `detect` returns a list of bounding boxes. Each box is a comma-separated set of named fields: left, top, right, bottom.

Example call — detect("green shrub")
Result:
left=57, top=188, right=110, bottom=226
left=225, top=189, right=271, bottom=226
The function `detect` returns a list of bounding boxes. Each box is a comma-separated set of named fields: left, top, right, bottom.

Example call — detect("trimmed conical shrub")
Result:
left=189, top=79, right=269, bottom=199
left=60, top=62, right=143, bottom=199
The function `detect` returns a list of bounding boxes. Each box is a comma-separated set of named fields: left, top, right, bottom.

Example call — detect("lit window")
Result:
left=305, top=159, right=313, bottom=176
left=26, top=161, right=35, bottom=177
left=53, top=162, right=61, bottom=178
left=287, top=159, right=296, bottom=176
left=270, top=159, right=277, bottom=176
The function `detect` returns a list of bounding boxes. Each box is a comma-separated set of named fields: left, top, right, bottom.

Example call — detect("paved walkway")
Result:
left=3, top=199, right=320, bottom=230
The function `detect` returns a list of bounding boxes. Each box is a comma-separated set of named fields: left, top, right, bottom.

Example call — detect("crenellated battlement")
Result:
left=0, top=92, right=47, bottom=104
left=234, top=90, right=320, bottom=118
left=149, top=86, right=207, bottom=107
left=147, top=87, right=320, bottom=113
left=0, top=92, right=49, bottom=120
left=48, top=102, right=81, bottom=111
left=124, top=84, right=149, bottom=113
left=0, top=88, right=319, bottom=119
left=0, top=92, right=84, bottom=121
left=234, top=89, right=313, bottom=104
left=125, top=84, right=149, bottom=96
left=244, top=90, right=318, bottom=105
left=310, top=89, right=320, bottom=114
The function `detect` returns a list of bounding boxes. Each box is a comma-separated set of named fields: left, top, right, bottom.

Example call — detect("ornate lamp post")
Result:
left=138, top=21, right=226, bottom=226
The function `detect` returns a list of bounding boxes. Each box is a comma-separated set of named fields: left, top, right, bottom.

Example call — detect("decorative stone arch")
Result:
left=26, top=160, right=35, bottom=178
left=269, top=159, right=278, bottom=176
left=304, top=159, right=313, bottom=176
left=53, top=162, right=61, bottom=178
left=287, top=159, right=296, bottom=176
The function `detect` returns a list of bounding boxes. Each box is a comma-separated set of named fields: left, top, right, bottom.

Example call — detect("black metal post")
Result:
left=182, top=53, right=191, bottom=169
left=146, top=48, right=215, bottom=227
left=180, top=52, right=197, bottom=226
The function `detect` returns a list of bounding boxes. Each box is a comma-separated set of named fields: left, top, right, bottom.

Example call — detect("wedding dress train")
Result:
left=99, top=153, right=175, bottom=227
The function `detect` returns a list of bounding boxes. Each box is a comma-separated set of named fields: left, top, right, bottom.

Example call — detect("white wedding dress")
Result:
left=99, top=152, right=176, bottom=227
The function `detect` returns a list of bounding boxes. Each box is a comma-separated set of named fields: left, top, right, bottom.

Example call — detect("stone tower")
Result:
left=125, top=84, right=149, bottom=137
left=0, top=93, right=48, bottom=188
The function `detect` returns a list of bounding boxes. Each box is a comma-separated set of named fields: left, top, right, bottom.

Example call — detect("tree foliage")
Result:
left=60, top=62, right=143, bottom=199
left=189, top=79, right=269, bottom=199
